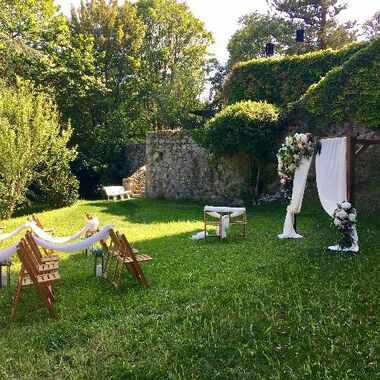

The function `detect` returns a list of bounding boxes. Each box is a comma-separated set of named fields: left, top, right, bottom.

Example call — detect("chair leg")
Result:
left=132, top=261, right=150, bottom=288
left=35, top=284, right=58, bottom=319
left=10, top=267, right=25, bottom=320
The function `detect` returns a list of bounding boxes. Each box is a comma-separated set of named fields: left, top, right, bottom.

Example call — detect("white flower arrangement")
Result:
left=332, top=201, right=357, bottom=249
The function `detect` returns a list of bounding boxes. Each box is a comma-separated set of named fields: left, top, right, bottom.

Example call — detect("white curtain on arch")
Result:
left=278, top=157, right=312, bottom=239
left=316, top=137, right=359, bottom=251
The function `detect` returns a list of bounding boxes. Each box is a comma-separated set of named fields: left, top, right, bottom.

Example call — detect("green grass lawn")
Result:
left=0, top=198, right=379, bottom=380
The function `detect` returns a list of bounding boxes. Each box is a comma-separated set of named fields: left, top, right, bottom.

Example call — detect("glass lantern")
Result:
left=93, top=249, right=104, bottom=277
left=0, top=259, right=11, bottom=288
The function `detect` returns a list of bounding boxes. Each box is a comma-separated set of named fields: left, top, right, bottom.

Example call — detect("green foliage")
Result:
left=0, top=198, right=379, bottom=378
left=289, top=37, right=380, bottom=130
left=0, top=0, right=69, bottom=82
left=227, top=12, right=297, bottom=67
left=268, top=0, right=358, bottom=50
left=34, top=137, right=79, bottom=208
left=135, top=0, right=213, bottom=130
left=0, top=80, right=78, bottom=218
left=225, top=42, right=366, bottom=107
left=201, top=101, right=280, bottom=160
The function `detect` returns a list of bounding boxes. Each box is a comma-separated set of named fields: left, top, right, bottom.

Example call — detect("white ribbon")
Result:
left=0, top=221, right=34, bottom=241
left=0, top=243, right=18, bottom=261
left=30, top=217, right=99, bottom=243
left=32, top=225, right=115, bottom=252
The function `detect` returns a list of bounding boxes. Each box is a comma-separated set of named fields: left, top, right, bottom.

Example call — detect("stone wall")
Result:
left=145, top=129, right=250, bottom=204
left=124, top=144, right=146, bottom=176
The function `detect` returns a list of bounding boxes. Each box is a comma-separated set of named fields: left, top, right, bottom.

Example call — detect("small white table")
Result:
left=203, top=206, right=247, bottom=238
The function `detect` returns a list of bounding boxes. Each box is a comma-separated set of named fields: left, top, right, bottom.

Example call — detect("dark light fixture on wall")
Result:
left=265, top=43, right=274, bottom=57
left=296, top=29, right=305, bottom=42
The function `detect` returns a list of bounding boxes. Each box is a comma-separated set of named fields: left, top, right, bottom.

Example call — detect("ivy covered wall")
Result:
left=224, top=42, right=366, bottom=108
left=288, top=37, right=380, bottom=131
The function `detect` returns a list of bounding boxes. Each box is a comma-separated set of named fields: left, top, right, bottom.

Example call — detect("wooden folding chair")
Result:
left=112, top=230, right=152, bottom=290
left=24, top=231, right=59, bottom=270
left=10, top=239, right=60, bottom=320
left=32, top=214, right=55, bottom=234
left=100, top=229, right=121, bottom=280
left=31, top=214, right=56, bottom=256
left=25, top=231, right=60, bottom=264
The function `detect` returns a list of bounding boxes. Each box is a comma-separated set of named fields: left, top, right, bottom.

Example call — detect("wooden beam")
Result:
left=356, top=139, right=380, bottom=145
left=346, top=135, right=356, bottom=205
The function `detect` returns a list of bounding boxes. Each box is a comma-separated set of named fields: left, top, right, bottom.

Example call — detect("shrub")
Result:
left=199, top=100, right=281, bottom=196
left=201, top=100, right=280, bottom=159
left=224, top=42, right=366, bottom=107
left=0, top=80, right=78, bottom=218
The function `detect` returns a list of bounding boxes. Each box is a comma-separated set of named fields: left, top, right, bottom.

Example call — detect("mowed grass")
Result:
left=0, top=198, right=379, bottom=380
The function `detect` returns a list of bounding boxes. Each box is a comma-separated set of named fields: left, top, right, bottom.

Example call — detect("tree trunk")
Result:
left=255, top=161, right=261, bottom=197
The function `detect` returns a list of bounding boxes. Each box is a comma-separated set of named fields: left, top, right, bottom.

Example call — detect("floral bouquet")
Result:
left=332, top=201, right=357, bottom=249
left=277, top=133, right=316, bottom=199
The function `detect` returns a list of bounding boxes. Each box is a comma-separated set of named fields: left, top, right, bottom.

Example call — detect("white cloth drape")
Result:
left=0, top=225, right=113, bottom=261
left=0, top=218, right=99, bottom=244
left=316, top=137, right=358, bottom=252
left=32, top=225, right=114, bottom=252
left=0, top=243, right=18, bottom=261
left=278, top=157, right=312, bottom=239
left=204, top=206, right=246, bottom=238
left=0, top=221, right=34, bottom=241
left=30, top=217, right=99, bottom=243
left=316, top=138, right=347, bottom=217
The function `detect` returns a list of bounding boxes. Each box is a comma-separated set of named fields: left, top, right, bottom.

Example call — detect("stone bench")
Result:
left=103, top=186, right=132, bottom=202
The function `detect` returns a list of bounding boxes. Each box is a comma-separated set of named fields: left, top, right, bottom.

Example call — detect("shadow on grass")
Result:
left=0, top=200, right=379, bottom=379
left=84, top=197, right=257, bottom=225
left=11, top=203, right=53, bottom=219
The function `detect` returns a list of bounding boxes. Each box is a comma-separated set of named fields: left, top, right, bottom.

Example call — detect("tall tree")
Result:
left=64, top=0, right=146, bottom=188
left=0, top=0, right=68, bottom=82
left=135, top=0, right=213, bottom=130
left=362, top=10, right=380, bottom=40
left=268, top=0, right=357, bottom=50
left=227, top=12, right=298, bottom=66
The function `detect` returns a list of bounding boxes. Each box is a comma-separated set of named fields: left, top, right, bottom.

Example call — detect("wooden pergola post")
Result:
left=346, top=134, right=380, bottom=206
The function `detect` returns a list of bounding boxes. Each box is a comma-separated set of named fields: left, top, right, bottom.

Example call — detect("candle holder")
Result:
left=93, top=249, right=104, bottom=277
left=0, top=259, right=11, bottom=288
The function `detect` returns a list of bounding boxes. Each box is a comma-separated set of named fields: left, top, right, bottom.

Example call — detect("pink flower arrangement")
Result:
left=277, top=133, right=316, bottom=198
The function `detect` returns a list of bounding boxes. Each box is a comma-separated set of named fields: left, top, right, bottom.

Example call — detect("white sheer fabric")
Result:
left=204, top=206, right=246, bottom=238
left=316, top=137, right=359, bottom=252
left=0, top=243, right=18, bottom=261
left=316, top=138, right=347, bottom=216
left=32, top=225, right=114, bottom=252
left=0, top=225, right=113, bottom=261
left=278, top=157, right=312, bottom=239
left=30, top=217, right=99, bottom=243
left=0, top=221, right=34, bottom=241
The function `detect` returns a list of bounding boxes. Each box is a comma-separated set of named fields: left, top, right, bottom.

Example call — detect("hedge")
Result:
left=224, top=42, right=367, bottom=107
left=288, top=37, right=380, bottom=131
